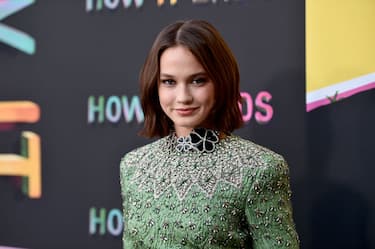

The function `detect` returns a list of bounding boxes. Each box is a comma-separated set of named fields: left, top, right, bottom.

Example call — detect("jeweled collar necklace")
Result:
left=168, top=128, right=220, bottom=153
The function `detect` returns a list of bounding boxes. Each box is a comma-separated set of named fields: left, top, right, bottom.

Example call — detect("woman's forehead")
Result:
left=159, top=46, right=206, bottom=76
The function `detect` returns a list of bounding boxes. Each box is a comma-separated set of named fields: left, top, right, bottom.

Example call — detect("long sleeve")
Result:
left=119, top=157, right=128, bottom=249
left=120, top=154, right=138, bottom=249
left=245, top=157, right=299, bottom=248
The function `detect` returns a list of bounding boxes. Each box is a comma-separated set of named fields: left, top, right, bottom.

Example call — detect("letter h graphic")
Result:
left=0, top=101, right=41, bottom=198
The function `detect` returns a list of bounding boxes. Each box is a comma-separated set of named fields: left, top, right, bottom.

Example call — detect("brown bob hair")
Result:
left=140, top=19, right=243, bottom=138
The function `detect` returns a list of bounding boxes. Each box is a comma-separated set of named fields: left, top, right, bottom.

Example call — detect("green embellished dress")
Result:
left=120, top=130, right=299, bottom=248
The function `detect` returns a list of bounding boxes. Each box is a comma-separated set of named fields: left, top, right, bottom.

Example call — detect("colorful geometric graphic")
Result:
left=0, top=246, right=29, bottom=249
left=306, top=0, right=375, bottom=111
left=0, top=101, right=41, bottom=198
left=157, top=0, right=177, bottom=6
left=0, top=101, right=39, bottom=123
left=0, top=0, right=36, bottom=55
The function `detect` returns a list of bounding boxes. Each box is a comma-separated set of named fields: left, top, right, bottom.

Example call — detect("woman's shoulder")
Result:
left=228, top=135, right=286, bottom=166
left=120, top=138, right=165, bottom=168
left=229, top=136, right=291, bottom=191
left=224, top=135, right=289, bottom=182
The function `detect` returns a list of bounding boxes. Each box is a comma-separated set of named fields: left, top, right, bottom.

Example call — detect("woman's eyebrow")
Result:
left=160, top=73, right=174, bottom=78
left=190, top=72, right=207, bottom=78
left=160, top=72, right=207, bottom=78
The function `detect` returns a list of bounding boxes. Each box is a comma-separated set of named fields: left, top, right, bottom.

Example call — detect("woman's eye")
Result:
left=161, top=79, right=175, bottom=85
left=192, top=78, right=207, bottom=84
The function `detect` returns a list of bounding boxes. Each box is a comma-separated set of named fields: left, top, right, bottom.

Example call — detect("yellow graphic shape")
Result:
left=0, top=101, right=40, bottom=123
left=0, top=101, right=41, bottom=198
left=307, top=0, right=375, bottom=91
left=0, top=132, right=41, bottom=198
left=157, top=0, right=177, bottom=6
left=306, top=0, right=375, bottom=111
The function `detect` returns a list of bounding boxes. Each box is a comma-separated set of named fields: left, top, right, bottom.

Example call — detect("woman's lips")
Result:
left=175, top=107, right=198, bottom=116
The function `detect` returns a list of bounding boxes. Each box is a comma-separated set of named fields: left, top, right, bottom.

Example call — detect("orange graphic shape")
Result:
left=0, top=101, right=40, bottom=123
left=157, top=0, right=177, bottom=6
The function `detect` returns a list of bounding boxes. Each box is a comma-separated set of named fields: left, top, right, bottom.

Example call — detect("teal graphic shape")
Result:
left=0, top=0, right=36, bottom=55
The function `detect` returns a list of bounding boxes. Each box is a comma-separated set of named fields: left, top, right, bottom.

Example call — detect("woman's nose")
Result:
left=176, top=84, right=193, bottom=103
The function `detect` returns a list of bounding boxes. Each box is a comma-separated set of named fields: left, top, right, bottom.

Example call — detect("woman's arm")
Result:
left=245, top=157, right=300, bottom=248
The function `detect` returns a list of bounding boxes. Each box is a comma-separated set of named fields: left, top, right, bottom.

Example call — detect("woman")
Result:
left=120, top=19, right=299, bottom=248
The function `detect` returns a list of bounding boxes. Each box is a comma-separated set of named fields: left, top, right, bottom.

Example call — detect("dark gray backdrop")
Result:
left=0, top=1, right=374, bottom=249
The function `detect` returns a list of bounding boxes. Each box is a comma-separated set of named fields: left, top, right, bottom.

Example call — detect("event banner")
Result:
left=3, top=1, right=374, bottom=249
left=306, top=0, right=375, bottom=111
left=0, top=1, right=305, bottom=248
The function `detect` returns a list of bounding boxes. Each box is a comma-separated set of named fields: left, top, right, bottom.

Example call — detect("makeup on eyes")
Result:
left=160, top=72, right=209, bottom=86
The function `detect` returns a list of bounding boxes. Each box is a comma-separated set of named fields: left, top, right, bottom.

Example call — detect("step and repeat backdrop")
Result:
left=0, top=1, right=374, bottom=249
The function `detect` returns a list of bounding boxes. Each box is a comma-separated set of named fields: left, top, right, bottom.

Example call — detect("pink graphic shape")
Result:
left=0, top=123, right=16, bottom=131
left=240, top=92, right=253, bottom=122
left=307, top=81, right=375, bottom=112
left=255, top=91, right=273, bottom=124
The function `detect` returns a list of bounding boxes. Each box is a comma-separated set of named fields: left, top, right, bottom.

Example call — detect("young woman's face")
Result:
left=158, top=45, right=215, bottom=137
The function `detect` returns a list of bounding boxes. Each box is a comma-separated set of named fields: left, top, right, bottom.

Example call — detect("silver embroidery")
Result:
left=174, top=128, right=220, bottom=153
left=128, top=135, right=274, bottom=201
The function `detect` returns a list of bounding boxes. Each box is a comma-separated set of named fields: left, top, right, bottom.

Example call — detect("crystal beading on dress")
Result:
left=120, top=129, right=300, bottom=248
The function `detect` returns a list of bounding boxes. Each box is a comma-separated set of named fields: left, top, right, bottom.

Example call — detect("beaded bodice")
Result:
left=120, top=133, right=299, bottom=249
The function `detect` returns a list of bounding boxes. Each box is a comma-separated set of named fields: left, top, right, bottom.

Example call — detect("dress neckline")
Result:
left=167, top=128, right=220, bottom=153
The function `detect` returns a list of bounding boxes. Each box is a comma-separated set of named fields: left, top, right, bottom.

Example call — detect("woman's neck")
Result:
left=174, top=127, right=194, bottom=137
